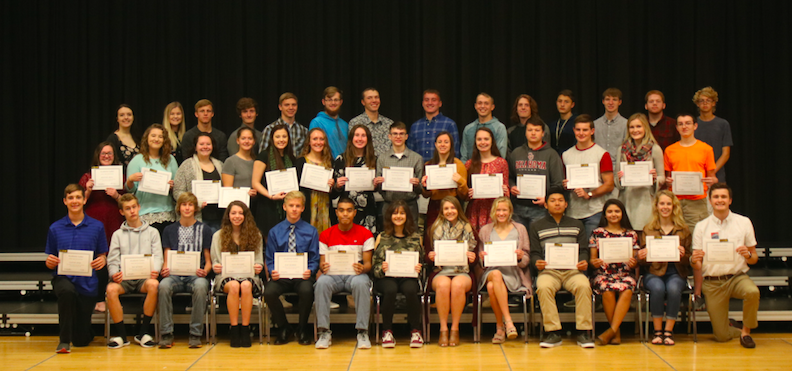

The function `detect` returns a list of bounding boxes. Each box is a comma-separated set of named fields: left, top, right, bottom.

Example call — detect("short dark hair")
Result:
left=63, top=184, right=85, bottom=198
left=676, top=112, right=696, bottom=123
left=423, top=89, right=441, bottom=100
left=389, top=121, right=407, bottom=132
left=602, top=88, right=623, bottom=100
left=337, top=196, right=355, bottom=208
left=117, top=193, right=139, bottom=210
left=361, top=87, right=378, bottom=100
left=235, top=97, right=258, bottom=116
left=557, top=89, right=575, bottom=103
left=191, top=132, right=217, bottom=158
left=546, top=187, right=568, bottom=202
left=574, top=114, right=594, bottom=129
left=709, top=182, right=732, bottom=199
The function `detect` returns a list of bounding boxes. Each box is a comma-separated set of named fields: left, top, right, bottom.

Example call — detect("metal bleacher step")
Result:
left=747, top=268, right=791, bottom=287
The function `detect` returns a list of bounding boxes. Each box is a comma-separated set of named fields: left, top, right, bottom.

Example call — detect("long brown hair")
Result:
left=140, top=124, right=173, bottom=167
left=509, top=94, right=542, bottom=125
left=426, top=131, right=456, bottom=166
left=90, top=141, right=121, bottom=167
left=383, top=200, right=416, bottom=236
left=343, top=124, right=377, bottom=168
left=467, top=127, right=501, bottom=183
left=220, top=201, right=261, bottom=253
left=267, top=124, right=296, bottom=169
left=429, top=196, right=472, bottom=246
left=300, top=127, right=333, bottom=168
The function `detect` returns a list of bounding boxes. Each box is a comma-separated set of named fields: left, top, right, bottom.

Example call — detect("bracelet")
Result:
left=748, top=252, right=753, bottom=259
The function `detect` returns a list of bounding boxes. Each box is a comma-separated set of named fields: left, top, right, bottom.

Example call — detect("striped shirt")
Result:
left=528, top=215, right=589, bottom=271
left=45, top=215, right=109, bottom=296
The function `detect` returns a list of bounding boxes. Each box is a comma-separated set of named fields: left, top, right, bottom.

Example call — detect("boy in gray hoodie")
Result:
left=106, top=194, right=163, bottom=348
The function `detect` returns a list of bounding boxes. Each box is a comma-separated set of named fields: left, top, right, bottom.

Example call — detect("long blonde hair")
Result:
left=647, top=190, right=687, bottom=231
left=623, top=113, right=658, bottom=147
left=162, top=102, right=185, bottom=149
left=489, top=197, right=513, bottom=224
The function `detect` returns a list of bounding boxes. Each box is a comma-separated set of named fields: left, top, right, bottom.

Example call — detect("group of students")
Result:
left=45, top=85, right=758, bottom=354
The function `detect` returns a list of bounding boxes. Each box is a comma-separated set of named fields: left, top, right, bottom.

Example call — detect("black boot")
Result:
left=229, top=325, right=240, bottom=348
left=240, top=325, right=252, bottom=347
left=298, top=326, right=312, bottom=345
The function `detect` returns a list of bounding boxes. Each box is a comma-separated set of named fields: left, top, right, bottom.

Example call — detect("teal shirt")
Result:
left=126, top=153, right=179, bottom=217
left=460, top=117, right=508, bottom=162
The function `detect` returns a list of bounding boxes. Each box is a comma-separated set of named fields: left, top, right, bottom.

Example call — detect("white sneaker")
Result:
left=135, top=334, right=156, bottom=348
left=357, top=331, right=371, bottom=349
left=107, top=336, right=130, bottom=349
left=330, top=301, right=340, bottom=309
left=381, top=330, right=395, bottom=348
left=315, top=331, right=332, bottom=349
left=409, top=330, right=424, bottom=348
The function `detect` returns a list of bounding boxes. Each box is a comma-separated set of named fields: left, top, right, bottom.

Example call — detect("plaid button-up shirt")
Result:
left=407, top=113, right=460, bottom=162
left=260, top=118, right=308, bottom=157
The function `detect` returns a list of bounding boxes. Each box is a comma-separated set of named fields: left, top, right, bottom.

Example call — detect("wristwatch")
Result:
left=587, top=191, right=594, bottom=198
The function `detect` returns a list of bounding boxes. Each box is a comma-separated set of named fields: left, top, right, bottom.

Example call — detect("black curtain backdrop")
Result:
left=2, top=1, right=790, bottom=251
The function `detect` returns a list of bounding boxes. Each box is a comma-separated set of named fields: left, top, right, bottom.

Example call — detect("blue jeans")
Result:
left=315, top=274, right=371, bottom=330
left=643, top=272, right=686, bottom=320
left=159, top=275, right=209, bottom=336
left=512, top=203, right=548, bottom=232
left=579, top=212, right=601, bottom=241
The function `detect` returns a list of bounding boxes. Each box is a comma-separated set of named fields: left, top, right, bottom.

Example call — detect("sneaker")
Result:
left=107, top=336, right=130, bottom=349
left=159, top=333, right=175, bottom=349
left=55, top=343, right=71, bottom=354
left=189, top=335, right=203, bottom=348
left=330, top=301, right=340, bottom=309
left=280, top=295, right=293, bottom=309
left=409, top=330, right=424, bottom=348
left=315, top=331, right=332, bottom=349
left=539, top=332, right=562, bottom=348
left=135, top=334, right=157, bottom=348
left=577, top=332, right=595, bottom=348
left=381, top=330, right=395, bottom=348
left=357, top=331, right=371, bottom=349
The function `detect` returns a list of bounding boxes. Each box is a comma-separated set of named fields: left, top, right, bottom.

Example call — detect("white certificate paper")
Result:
left=221, top=251, right=255, bottom=279
left=425, top=164, right=458, bottom=190
left=121, top=254, right=153, bottom=280
left=345, top=167, right=375, bottom=192
left=598, top=237, right=634, bottom=263
left=325, top=251, right=357, bottom=276
left=516, top=174, right=546, bottom=200
left=620, top=161, right=653, bottom=187
left=647, top=235, right=681, bottom=263
left=704, top=240, right=736, bottom=264
left=192, top=180, right=221, bottom=205
left=167, top=250, right=200, bottom=276
left=566, top=164, right=600, bottom=189
left=483, top=241, right=518, bottom=267
left=91, top=165, right=124, bottom=190
left=434, top=241, right=468, bottom=266
left=138, top=168, right=172, bottom=196
left=265, top=168, right=299, bottom=196
left=544, top=243, right=579, bottom=270
left=218, top=187, right=251, bottom=208
left=382, top=167, right=414, bottom=192
left=300, top=163, right=333, bottom=193
left=385, top=250, right=420, bottom=278
left=58, top=250, right=93, bottom=277
left=672, top=171, right=704, bottom=196
left=471, top=173, right=504, bottom=199
left=274, top=252, right=308, bottom=279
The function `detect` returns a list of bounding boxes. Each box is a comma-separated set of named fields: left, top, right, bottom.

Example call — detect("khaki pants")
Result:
left=680, top=198, right=709, bottom=229
left=537, top=269, right=592, bottom=331
left=702, top=273, right=759, bottom=342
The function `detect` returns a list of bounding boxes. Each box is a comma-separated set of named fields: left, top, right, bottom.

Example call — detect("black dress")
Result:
left=331, top=155, right=377, bottom=234
left=253, top=150, right=290, bottom=237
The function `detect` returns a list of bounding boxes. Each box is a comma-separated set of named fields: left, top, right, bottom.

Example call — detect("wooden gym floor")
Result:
left=4, top=331, right=792, bottom=371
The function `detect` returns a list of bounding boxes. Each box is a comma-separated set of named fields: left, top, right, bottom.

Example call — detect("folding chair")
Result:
left=637, top=274, right=697, bottom=343
left=372, top=270, right=427, bottom=344
left=476, top=288, right=534, bottom=343
left=104, top=293, right=159, bottom=342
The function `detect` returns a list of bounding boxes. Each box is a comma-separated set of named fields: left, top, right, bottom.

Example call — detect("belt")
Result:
left=704, top=274, right=737, bottom=281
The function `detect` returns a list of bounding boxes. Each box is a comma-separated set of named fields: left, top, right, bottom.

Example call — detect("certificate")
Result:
left=646, top=235, right=681, bottom=263
left=218, top=187, right=251, bottom=208
left=345, top=167, right=375, bottom=192
left=672, top=171, right=704, bottom=196
left=385, top=250, right=420, bottom=278
left=425, top=164, right=458, bottom=190
left=544, top=243, right=579, bottom=270
left=57, top=250, right=93, bottom=277
left=483, top=241, right=518, bottom=267
left=192, top=180, right=220, bottom=205
left=167, top=250, right=200, bottom=276
left=325, top=251, right=357, bottom=276
left=121, top=254, right=153, bottom=280
left=566, top=164, right=600, bottom=189
left=620, top=162, right=653, bottom=187
left=382, top=167, right=414, bottom=192
left=704, top=240, right=736, bottom=264
left=91, top=165, right=124, bottom=190
left=300, top=163, right=333, bottom=193
left=274, top=252, right=308, bottom=279
left=138, top=168, right=172, bottom=196
left=471, top=173, right=504, bottom=199
left=221, top=251, right=255, bottom=279
left=598, top=237, right=634, bottom=263
left=265, top=168, right=299, bottom=195
left=433, top=241, right=468, bottom=266
left=516, top=174, right=546, bottom=200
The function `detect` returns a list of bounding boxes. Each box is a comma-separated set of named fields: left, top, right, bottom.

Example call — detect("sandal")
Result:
left=663, top=331, right=675, bottom=346
left=651, top=331, right=664, bottom=345
left=505, top=320, right=518, bottom=340
left=439, top=330, right=449, bottom=347
left=492, top=326, right=506, bottom=344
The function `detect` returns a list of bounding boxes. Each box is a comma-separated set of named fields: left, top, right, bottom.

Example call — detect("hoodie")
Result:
left=460, top=117, right=508, bottom=162
left=108, top=221, right=164, bottom=276
left=507, top=141, right=564, bottom=208
left=309, top=111, right=348, bottom=158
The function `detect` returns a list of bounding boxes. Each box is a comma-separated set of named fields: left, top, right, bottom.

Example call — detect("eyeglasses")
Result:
left=696, top=99, right=714, bottom=104
left=100, top=152, right=114, bottom=157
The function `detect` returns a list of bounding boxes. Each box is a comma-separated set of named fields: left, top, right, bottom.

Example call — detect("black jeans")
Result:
left=53, top=276, right=96, bottom=346
left=374, top=277, right=421, bottom=332
left=263, top=277, right=315, bottom=329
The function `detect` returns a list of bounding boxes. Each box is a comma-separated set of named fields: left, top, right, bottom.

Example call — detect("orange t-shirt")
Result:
left=663, top=140, right=716, bottom=200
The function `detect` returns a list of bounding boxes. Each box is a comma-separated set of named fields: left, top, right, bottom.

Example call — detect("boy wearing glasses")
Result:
left=694, top=87, right=733, bottom=183
left=310, top=86, right=348, bottom=158
left=375, top=122, right=423, bottom=224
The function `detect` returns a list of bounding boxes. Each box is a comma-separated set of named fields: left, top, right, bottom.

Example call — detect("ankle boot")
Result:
left=229, top=325, right=241, bottom=348
left=240, top=325, right=252, bottom=347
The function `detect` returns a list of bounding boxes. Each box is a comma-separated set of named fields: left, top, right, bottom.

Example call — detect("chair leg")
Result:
left=105, top=304, right=110, bottom=340
left=375, top=296, right=380, bottom=345
left=591, top=294, right=596, bottom=338
left=476, top=293, right=482, bottom=344
left=210, top=296, right=217, bottom=345
left=529, top=296, right=535, bottom=337
left=259, top=298, right=264, bottom=345
left=637, top=291, right=643, bottom=342
left=691, top=295, right=698, bottom=343
left=522, top=294, right=528, bottom=343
